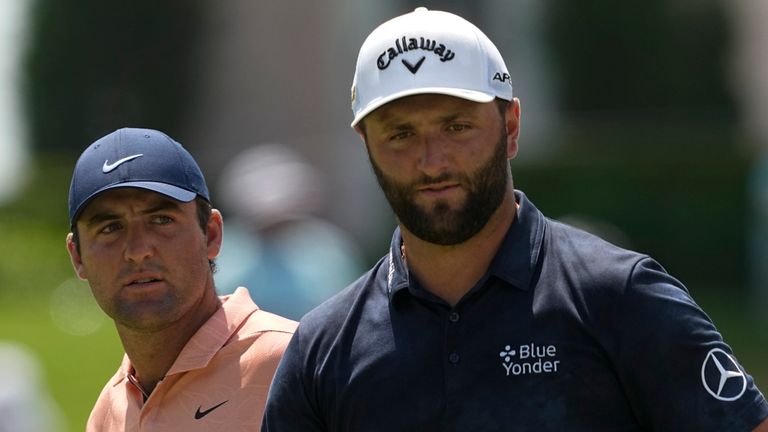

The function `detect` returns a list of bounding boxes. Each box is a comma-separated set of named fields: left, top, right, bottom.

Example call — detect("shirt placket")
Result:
left=443, top=305, right=463, bottom=427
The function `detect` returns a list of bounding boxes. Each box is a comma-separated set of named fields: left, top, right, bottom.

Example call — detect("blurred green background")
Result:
left=1, top=0, right=766, bottom=431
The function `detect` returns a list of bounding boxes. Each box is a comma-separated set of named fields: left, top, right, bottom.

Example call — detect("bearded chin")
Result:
left=370, top=132, right=510, bottom=246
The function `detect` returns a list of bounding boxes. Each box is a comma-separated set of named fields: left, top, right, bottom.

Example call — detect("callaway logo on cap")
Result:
left=350, top=7, right=513, bottom=127
left=68, top=127, right=210, bottom=226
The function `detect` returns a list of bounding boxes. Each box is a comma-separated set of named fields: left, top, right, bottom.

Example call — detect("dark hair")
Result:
left=495, top=98, right=510, bottom=118
left=195, top=198, right=217, bottom=273
left=71, top=196, right=217, bottom=272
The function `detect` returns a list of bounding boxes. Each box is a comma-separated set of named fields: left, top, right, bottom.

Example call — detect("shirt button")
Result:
left=448, top=352, right=460, bottom=364
left=448, top=311, right=460, bottom=323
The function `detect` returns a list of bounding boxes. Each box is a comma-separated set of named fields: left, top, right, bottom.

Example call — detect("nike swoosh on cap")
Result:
left=102, top=154, right=144, bottom=173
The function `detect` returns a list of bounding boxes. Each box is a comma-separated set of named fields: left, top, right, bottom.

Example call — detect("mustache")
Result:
left=416, top=172, right=462, bottom=187
left=117, top=264, right=165, bottom=280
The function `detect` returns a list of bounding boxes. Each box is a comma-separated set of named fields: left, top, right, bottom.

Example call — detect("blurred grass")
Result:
left=0, top=148, right=765, bottom=431
left=0, top=153, right=124, bottom=431
left=0, top=304, right=122, bottom=431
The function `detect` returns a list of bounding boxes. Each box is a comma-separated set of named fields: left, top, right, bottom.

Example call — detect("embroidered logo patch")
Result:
left=377, top=36, right=456, bottom=71
left=701, top=348, right=747, bottom=401
left=500, top=343, right=560, bottom=377
left=492, top=72, right=511, bottom=84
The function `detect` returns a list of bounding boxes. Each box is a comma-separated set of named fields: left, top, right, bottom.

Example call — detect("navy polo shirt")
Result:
left=263, top=191, right=768, bottom=431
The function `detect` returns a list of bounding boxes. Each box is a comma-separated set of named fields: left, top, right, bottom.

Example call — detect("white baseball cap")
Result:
left=350, top=7, right=513, bottom=127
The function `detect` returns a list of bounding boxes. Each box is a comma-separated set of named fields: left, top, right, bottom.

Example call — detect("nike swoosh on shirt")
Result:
left=194, top=400, right=228, bottom=420
left=102, top=154, right=144, bottom=173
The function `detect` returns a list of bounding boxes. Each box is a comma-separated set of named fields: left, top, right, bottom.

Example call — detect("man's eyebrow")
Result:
left=84, top=212, right=121, bottom=229
left=83, top=198, right=183, bottom=228
left=379, top=120, right=415, bottom=133
left=140, top=199, right=183, bottom=215
left=377, top=109, right=476, bottom=130
left=439, top=109, right=477, bottom=123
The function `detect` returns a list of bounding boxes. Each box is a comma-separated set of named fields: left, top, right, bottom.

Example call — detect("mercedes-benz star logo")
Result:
left=700, top=348, right=747, bottom=401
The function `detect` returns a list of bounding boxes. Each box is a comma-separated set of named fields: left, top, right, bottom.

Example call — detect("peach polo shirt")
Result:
left=87, top=287, right=297, bottom=431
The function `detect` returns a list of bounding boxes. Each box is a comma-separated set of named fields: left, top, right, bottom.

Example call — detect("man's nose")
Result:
left=123, top=224, right=153, bottom=263
left=418, top=135, right=449, bottom=177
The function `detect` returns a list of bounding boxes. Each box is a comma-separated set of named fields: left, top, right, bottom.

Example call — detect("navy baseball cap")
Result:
left=68, top=127, right=210, bottom=226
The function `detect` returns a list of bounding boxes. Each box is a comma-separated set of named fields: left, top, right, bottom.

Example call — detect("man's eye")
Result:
left=390, top=131, right=413, bottom=141
left=447, top=124, right=469, bottom=132
left=99, top=223, right=122, bottom=234
left=152, top=215, right=173, bottom=225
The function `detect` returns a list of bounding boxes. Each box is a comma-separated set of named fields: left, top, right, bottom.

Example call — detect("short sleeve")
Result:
left=613, top=257, right=768, bottom=431
left=261, top=324, right=326, bottom=432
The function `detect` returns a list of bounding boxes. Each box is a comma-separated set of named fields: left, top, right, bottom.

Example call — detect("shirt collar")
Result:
left=112, top=287, right=260, bottom=386
left=487, top=190, right=545, bottom=291
left=386, top=190, right=545, bottom=301
left=386, top=227, right=409, bottom=299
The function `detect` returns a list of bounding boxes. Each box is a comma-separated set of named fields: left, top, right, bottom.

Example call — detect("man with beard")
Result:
left=262, top=8, right=768, bottom=431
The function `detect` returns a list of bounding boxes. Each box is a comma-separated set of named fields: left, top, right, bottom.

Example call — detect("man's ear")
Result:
left=353, top=123, right=367, bottom=142
left=505, top=97, right=522, bottom=159
left=66, top=232, right=88, bottom=280
left=206, top=209, right=224, bottom=260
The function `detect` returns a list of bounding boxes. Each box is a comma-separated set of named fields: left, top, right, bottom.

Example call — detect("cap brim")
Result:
left=119, top=182, right=199, bottom=202
left=70, top=182, right=199, bottom=226
left=351, top=87, right=497, bottom=127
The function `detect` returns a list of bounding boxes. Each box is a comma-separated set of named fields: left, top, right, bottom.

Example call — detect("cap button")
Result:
left=414, top=7, right=428, bottom=12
